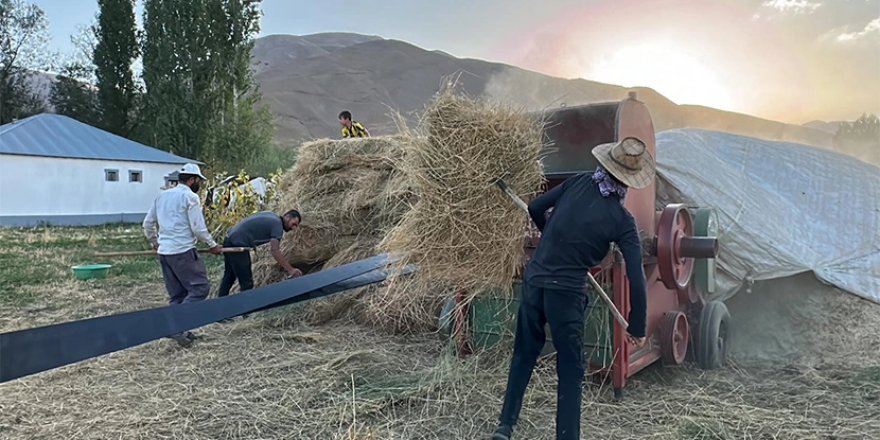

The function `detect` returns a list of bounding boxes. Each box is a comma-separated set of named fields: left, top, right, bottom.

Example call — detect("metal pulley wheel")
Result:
left=656, top=204, right=696, bottom=291
left=692, top=208, right=719, bottom=297
left=659, top=311, right=689, bottom=365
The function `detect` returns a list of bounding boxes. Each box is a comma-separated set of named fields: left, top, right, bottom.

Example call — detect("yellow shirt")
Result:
left=341, top=121, right=369, bottom=138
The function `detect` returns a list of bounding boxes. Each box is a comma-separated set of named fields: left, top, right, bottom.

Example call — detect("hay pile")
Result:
left=252, top=87, right=544, bottom=332
left=5, top=227, right=880, bottom=440
left=249, top=136, right=416, bottom=326
left=252, top=136, right=413, bottom=286
left=376, top=87, right=545, bottom=330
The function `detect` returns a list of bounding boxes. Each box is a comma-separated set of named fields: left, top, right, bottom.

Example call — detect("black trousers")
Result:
left=217, top=239, right=254, bottom=297
left=499, top=280, right=587, bottom=440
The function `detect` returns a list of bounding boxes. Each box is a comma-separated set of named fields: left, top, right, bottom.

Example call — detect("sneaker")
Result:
left=491, top=424, right=513, bottom=440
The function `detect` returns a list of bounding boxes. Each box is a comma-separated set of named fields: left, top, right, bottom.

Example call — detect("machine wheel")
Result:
left=656, top=204, right=695, bottom=291
left=696, top=301, right=730, bottom=369
left=660, top=311, right=689, bottom=365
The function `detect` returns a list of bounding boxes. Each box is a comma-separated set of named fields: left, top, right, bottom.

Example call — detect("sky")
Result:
left=33, top=0, right=880, bottom=124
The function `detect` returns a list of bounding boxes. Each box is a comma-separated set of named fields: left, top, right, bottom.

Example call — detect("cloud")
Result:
left=761, top=0, right=822, bottom=14
left=836, top=17, right=880, bottom=41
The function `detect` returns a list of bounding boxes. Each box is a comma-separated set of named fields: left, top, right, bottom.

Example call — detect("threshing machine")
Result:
left=440, top=92, right=728, bottom=397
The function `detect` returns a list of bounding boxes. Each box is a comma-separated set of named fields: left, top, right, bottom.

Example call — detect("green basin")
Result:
left=72, top=264, right=113, bottom=280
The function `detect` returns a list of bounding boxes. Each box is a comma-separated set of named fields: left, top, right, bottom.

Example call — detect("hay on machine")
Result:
left=375, top=84, right=545, bottom=331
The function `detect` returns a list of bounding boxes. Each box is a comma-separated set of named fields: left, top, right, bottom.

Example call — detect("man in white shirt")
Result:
left=143, top=163, right=221, bottom=346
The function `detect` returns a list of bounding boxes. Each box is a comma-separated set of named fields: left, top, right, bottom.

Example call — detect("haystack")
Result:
left=252, top=136, right=413, bottom=288
left=374, top=86, right=546, bottom=331
left=253, top=87, right=544, bottom=333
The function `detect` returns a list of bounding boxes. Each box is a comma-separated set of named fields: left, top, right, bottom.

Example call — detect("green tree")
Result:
left=93, top=0, right=139, bottom=135
left=49, top=63, right=100, bottom=125
left=49, top=25, right=99, bottom=125
left=141, top=0, right=202, bottom=159
left=834, top=113, right=880, bottom=144
left=0, top=0, right=48, bottom=124
left=140, top=0, right=273, bottom=172
left=202, top=0, right=273, bottom=169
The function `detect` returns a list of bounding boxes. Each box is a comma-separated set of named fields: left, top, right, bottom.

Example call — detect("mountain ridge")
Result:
left=252, top=33, right=833, bottom=148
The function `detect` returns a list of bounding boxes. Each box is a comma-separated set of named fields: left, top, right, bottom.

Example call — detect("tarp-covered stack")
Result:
left=655, top=128, right=880, bottom=304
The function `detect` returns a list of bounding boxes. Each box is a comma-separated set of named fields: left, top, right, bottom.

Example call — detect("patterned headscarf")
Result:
left=592, top=166, right=628, bottom=202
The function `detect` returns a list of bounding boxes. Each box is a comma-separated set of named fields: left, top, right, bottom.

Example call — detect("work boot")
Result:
left=491, top=424, right=513, bottom=440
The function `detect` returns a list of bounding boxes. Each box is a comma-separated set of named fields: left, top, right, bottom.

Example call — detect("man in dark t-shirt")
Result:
left=492, top=138, right=653, bottom=440
left=217, top=210, right=302, bottom=298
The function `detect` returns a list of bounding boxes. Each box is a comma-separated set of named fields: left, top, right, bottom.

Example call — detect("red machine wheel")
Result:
left=656, top=204, right=695, bottom=291
left=697, top=301, right=730, bottom=369
left=659, top=311, right=689, bottom=365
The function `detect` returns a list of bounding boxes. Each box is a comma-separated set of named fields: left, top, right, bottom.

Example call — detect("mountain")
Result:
left=803, top=120, right=844, bottom=134
left=251, top=33, right=383, bottom=76
left=252, top=33, right=833, bottom=149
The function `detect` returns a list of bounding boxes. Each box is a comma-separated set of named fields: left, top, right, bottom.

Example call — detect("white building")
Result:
left=0, top=113, right=200, bottom=227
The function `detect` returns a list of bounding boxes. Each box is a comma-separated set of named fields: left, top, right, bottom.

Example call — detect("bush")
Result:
left=201, top=170, right=282, bottom=240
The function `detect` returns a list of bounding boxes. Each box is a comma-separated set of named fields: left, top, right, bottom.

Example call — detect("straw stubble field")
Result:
left=0, top=226, right=878, bottom=440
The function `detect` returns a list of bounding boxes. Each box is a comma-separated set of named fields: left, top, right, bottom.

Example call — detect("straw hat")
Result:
left=591, top=137, right=655, bottom=189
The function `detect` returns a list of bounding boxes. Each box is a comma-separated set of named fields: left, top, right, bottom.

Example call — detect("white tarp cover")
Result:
left=655, top=129, right=880, bottom=304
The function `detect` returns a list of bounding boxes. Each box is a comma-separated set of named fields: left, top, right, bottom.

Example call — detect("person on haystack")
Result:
left=491, top=138, right=652, bottom=440
left=143, top=163, right=221, bottom=347
left=339, top=110, right=370, bottom=138
left=217, top=210, right=304, bottom=301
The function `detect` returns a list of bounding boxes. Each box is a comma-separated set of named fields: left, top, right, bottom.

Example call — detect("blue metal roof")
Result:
left=0, top=113, right=200, bottom=164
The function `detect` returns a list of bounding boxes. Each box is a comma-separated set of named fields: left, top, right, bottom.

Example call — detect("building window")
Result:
left=105, top=169, right=119, bottom=182
left=129, top=170, right=142, bottom=183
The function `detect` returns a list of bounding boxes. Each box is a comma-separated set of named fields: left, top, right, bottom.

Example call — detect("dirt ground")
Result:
left=728, top=273, right=880, bottom=367
left=1, top=227, right=878, bottom=439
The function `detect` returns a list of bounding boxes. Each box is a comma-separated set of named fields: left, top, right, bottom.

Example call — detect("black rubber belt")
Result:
left=252, top=263, right=417, bottom=313
left=0, top=253, right=395, bottom=384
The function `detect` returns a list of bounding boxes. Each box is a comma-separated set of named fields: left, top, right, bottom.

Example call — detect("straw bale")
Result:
left=300, top=239, right=383, bottom=324
left=251, top=136, right=414, bottom=288
left=254, top=88, right=543, bottom=333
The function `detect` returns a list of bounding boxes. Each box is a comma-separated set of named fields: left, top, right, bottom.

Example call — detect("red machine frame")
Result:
left=447, top=92, right=726, bottom=397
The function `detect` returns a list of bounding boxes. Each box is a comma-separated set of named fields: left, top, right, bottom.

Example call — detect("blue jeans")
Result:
left=499, top=280, right=587, bottom=440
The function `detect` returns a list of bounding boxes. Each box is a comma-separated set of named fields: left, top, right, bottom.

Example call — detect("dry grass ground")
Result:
left=0, top=227, right=877, bottom=439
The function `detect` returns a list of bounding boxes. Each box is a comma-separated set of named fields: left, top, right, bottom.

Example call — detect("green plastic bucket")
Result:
left=72, top=264, right=113, bottom=280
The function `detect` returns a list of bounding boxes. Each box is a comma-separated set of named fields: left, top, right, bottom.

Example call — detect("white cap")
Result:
left=179, top=163, right=207, bottom=180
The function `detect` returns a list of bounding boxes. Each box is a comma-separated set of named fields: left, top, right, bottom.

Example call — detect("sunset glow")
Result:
left=35, top=0, right=880, bottom=123
left=586, top=40, right=738, bottom=111
left=495, top=0, right=879, bottom=123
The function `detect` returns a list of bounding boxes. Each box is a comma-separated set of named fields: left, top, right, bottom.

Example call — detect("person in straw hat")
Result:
left=492, top=137, right=653, bottom=440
